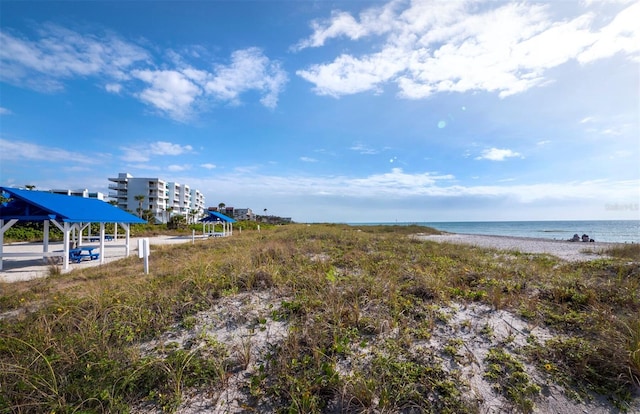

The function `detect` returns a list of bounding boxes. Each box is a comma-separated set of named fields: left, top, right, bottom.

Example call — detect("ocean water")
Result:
left=358, top=220, right=640, bottom=243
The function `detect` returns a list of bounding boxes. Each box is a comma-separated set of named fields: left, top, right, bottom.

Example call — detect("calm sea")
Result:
left=355, top=220, right=640, bottom=243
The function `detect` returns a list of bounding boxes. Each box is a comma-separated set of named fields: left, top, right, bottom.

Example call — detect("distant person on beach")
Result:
left=570, top=234, right=580, bottom=242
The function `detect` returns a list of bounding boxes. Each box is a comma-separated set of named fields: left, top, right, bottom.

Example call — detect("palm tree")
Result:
left=218, top=202, right=226, bottom=212
left=134, top=194, right=145, bottom=218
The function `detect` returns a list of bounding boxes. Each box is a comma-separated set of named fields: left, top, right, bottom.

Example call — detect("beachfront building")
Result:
left=167, top=182, right=191, bottom=217
left=108, top=173, right=205, bottom=223
left=233, top=208, right=255, bottom=221
left=108, top=173, right=168, bottom=223
left=190, top=189, right=206, bottom=221
left=50, top=189, right=106, bottom=201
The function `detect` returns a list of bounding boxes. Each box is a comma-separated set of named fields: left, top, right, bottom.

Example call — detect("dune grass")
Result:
left=0, top=224, right=638, bottom=413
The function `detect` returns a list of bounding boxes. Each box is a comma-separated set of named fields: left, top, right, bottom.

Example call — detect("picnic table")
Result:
left=69, top=246, right=100, bottom=263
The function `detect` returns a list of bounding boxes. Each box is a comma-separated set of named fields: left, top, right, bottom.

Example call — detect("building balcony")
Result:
left=108, top=184, right=127, bottom=190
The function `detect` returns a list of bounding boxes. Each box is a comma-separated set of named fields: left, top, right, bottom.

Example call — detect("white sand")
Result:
left=0, top=234, right=204, bottom=283
left=415, top=233, right=621, bottom=261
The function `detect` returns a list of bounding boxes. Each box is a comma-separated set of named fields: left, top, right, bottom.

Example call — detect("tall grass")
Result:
left=1, top=224, right=638, bottom=412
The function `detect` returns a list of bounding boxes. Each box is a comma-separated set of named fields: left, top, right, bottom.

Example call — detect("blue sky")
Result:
left=1, top=0, right=638, bottom=223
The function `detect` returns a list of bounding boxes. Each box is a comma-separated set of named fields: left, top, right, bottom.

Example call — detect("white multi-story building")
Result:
left=108, top=173, right=168, bottom=223
left=108, top=173, right=205, bottom=223
left=167, top=182, right=191, bottom=216
left=190, top=188, right=206, bottom=219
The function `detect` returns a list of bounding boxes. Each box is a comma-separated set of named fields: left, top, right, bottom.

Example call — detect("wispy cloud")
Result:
left=120, top=141, right=193, bottom=162
left=295, top=1, right=639, bottom=98
left=476, top=148, right=523, bottom=161
left=0, top=25, right=287, bottom=121
left=350, top=143, right=380, bottom=155
left=0, top=107, right=12, bottom=115
left=300, top=156, right=318, bottom=163
left=205, top=47, right=288, bottom=109
left=168, top=164, right=191, bottom=172
left=200, top=163, right=217, bottom=170
left=0, top=23, right=149, bottom=92
left=150, top=141, right=193, bottom=156
left=185, top=168, right=637, bottom=205
left=0, top=138, right=94, bottom=163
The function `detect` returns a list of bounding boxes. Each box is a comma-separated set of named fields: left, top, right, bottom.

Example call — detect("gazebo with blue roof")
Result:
left=200, top=210, right=236, bottom=237
left=0, top=186, right=146, bottom=271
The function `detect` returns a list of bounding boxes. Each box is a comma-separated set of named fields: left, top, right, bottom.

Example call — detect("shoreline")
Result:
left=415, top=232, right=622, bottom=262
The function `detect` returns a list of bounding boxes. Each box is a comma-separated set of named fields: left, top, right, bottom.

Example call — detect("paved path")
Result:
left=1, top=235, right=204, bottom=283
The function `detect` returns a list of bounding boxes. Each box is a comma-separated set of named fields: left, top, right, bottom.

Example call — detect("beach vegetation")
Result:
left=0, top=223, right=638, bottom=412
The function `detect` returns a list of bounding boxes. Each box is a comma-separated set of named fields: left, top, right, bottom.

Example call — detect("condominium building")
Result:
left=191, top=189, right=206, bottom=217
left=108, top=173, right=206, bottom=223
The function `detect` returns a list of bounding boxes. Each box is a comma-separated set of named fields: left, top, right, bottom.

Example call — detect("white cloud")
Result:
left=205, top=47, right=287, bottom=109
left=105, top=83, right=122, bottom=93
left=133, top=69, right=203, bottom=120
left=350, top=143, right=380, bottom=155
left=0, top=25, right=287, bottom=121
left=295, top=0, right=640, bottom=99
left=133, top=48, right=288, bottom=119
left=120, top=140, right=193, bottom=162
left=0, top=24, right=149, bottom=92
left=186, top=168, right=637, bottom=208
left=201, top=163, right=217, bottom=170
left=0, top=138, right=94, bottom=163
left=150, top=141, right=193, bottom=156
left=0, top=107, right=11, bottom=115
left=578, top=1, right=640, bottom=63
left=476, top=148, right=523, bottom=161
left=300, top=156, right=318, bottom=163
left=168, top=164, right=191, bottom=172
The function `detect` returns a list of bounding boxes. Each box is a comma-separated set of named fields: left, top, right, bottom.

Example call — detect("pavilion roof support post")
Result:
left=62, top=222, right=71, bottom=270
left=50, top=219, right=71, bottom=270
left=0, top=219, right=19, bottom=270
left=121, top=223, right=131, bottom=257
left=76, top=223, right=87, bottom=247
left=113, top=222, right=118, bottom=240
left=99, top=223, right=106, bottom=264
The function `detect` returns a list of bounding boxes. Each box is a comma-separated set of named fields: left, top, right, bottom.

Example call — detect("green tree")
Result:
left=134, top=194, right=145, bottom=218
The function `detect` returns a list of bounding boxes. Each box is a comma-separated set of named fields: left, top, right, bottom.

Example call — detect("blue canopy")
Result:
left=201, top=211, right=237, bottom=223
left=0, top=187, right=146, bottom=224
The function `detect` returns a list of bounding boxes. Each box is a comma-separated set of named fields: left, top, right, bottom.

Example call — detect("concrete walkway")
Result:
left=1, top=235, right=206, bottom=283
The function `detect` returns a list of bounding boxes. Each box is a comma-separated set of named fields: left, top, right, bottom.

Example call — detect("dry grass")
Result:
left=1, top=224, right=638, bottom=413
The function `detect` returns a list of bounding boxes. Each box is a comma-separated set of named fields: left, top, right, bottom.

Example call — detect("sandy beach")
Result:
left=0, top=234, right=203, bottom=283
left=415, top=233, right=621, bottom=262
